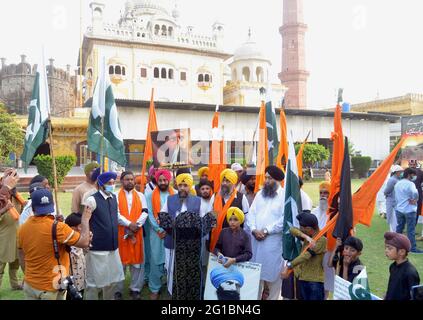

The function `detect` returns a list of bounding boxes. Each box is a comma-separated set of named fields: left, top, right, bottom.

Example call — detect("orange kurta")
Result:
left=118, top=189, right=144, bottom=265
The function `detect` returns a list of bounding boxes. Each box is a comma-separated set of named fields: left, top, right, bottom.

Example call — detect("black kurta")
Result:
left=159, top=210, right=216, bottom=300
left=385, top=260, right=420, bottom=300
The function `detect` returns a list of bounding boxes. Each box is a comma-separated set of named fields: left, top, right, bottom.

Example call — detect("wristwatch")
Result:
left=286, top=262, right=293, bottom=270
left=263, top=228, right=269, bottom=236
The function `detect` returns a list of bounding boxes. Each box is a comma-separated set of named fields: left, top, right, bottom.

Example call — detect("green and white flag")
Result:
left=21, top=63, right=50, bottom=172
left=265, top=82, right=279, bottom=165
left=282, top=131, right=303, bottom=261
left=88, top=57, right=127, bottom=167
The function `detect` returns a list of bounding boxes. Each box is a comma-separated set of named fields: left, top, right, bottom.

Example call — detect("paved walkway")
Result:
left=17, top=166, right=85, bottom=177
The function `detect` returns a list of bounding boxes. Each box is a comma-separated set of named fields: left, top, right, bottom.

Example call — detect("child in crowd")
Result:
left=384, top=232, right=420, bottom=300
left=64, top=213, right=87, bottom=299
left=281, top=212, right=327, bottom=301
left=214, top=207, right=252, bottom=268
left=328, top=236, right=365, bottom=282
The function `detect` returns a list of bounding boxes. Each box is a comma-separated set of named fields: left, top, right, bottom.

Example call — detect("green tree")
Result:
left=0, top=104, right=25, bottom=165
left=33, top=155, right=76, bottom=188
left=295, top=143, right=330, bottom=167
left=351, top=156, right=372, bottom=178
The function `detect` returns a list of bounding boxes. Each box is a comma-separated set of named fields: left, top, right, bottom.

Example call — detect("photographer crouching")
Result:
left=18, top=189, right=92, bottom=300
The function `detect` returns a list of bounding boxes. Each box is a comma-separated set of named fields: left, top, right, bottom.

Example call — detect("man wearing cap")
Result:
left=384, top=165, right=403, bottom=232
left=19, top=175, right=51, bottom=226
left=145, top=169, right=175, bottom=300
left=393, top=168, right=423, bottom=253
left=384, top=232, right=420, bottom=300
left=408, top=159, right=423, bottom=224
left=0, top=169, right=23, bottom=292
left=247, top=165, right=285, bottom=300
left=240, top=171, right=256, bottom=206
left=115, top=171, right=149, bottom=300
left=18, top=189, right=91, bottom=300
left=282, top=212, right=327, bottom=300
left=210, top=266, right=245, bottom=300
left=71, top=162, right=100, bottom=215
left=231, top=163, right=245, bottom=193
left=84, top=172, right=125, bottom=300
left=159, top=173, right=216, bottom=300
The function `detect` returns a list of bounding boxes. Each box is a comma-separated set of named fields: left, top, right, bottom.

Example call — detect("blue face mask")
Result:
left=399, top=173, right=404, bottom=179
left=104, top=185, right=115, bottom=194
left=412, top=176, right=417, bottom=182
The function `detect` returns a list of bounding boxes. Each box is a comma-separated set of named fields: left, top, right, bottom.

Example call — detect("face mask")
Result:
left=412, top=176, right=417, bottom=182
left=399, top=173, right=404, bottom=179
left=104, top=185, right=115, bottom=194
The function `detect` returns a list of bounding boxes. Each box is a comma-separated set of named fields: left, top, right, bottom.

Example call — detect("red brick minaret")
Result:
left=279, top=0, right=309, bottom=109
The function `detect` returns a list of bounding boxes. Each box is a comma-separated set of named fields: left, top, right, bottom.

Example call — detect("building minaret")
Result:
left=279, top=0, right=309, bottom=109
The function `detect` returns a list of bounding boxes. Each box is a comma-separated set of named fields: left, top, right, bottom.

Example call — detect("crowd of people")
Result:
left=0, top=161, right=421, bottom=301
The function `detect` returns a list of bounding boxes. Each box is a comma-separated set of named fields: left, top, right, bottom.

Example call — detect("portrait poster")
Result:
left=204, top=255, right=261, bottom=300
left=151, top=128, right=192, bottom=169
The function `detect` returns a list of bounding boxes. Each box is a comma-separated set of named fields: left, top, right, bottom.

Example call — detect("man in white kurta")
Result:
left=247, top=166, right=286, bottom=300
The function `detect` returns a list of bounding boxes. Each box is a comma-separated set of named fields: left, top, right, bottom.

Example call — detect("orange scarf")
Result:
left=209, top=191, right=237, bottom=252
left=118, top=189, right=144, bottom=265
left=152, top=186, right=175, bottom=235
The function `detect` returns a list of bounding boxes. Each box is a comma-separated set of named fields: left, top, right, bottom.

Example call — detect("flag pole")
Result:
left=100, top=116, right=105, bottom=173
left=47, top=118, right=61, bottom=216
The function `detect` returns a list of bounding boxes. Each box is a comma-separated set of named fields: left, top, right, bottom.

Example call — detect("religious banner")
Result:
left=204, top=255, right=261, bottom=300
left=151, top=128, right=192, bottom=169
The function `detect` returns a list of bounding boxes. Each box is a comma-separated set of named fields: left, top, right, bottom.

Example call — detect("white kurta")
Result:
left=247, top=186, right=285, bottom=282
left=311, top=205, right=328, bottom=231
left=301, top=189, right=313, bottom=212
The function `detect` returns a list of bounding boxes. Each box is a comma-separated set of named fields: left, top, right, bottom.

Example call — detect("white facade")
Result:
left=83, top=1, right=231, bottom=105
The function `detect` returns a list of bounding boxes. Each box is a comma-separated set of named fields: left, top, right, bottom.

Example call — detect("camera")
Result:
left=59, top=276, right=83, bottom=300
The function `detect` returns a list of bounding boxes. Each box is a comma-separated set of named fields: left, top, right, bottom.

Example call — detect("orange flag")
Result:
left=208, top=107, right=226, bottom=192
left=353, top=137, right=405, bottom=227
left=296, top=131, right=311, bottom=178
left=140, top=88, right=158, bottom=192
left=276, top=108, right=288, bottom=171
left=255, top=101, right=269, bottom=193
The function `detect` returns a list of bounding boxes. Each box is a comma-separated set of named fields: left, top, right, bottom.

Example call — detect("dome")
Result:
left=132, top=0, right=170, bottom=15
left=233, top=30, right=269, bottom=62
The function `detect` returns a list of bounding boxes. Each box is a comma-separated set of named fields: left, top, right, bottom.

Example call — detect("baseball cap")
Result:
left=391, top=165, right=404, bottom=173
left=31, top=189, right=55, bottom=216
left=231, top=163, right=243, bottom=172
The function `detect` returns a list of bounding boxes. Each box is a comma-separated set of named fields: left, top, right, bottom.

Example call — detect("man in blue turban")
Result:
left=84, top=171, right=125, bottom=300
left=210, top=266, right=245, bottom=300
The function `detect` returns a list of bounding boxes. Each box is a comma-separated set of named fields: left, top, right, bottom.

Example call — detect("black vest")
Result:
left=89, top=192, right=119, bottom=251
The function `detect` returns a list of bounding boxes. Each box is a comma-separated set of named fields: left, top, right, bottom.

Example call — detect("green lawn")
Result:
left=1, top=181, right=422, bottom=299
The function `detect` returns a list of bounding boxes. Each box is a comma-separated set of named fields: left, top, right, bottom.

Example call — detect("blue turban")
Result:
left=97, top=172, right=117, bottom=186
left=210, top=266, right=244, bottom=289
left=91, top=167, right=101, bottom=182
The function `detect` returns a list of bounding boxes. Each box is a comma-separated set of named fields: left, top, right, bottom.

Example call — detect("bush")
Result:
left=295, top=143, right=330, bottom=167
left=33, top=154, right=76, bottom=188
left=0, top=104, right=24, bottom=165
left=351, top=156, right=372, bottom=178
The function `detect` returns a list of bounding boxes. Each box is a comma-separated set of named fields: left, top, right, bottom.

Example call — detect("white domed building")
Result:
left=224, top=31, right=287, bottom=107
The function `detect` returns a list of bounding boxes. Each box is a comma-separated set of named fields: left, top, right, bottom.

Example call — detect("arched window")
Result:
left=168, top=69, right=174, bottom=80
left=256, top=67, right=264, bottom=83
left=198, top=74, right=204, bottom=82
left=154, top=25, right=160, bottom=35
left=168, top=26, right=173, bottom=37
left=205, top=74, right=210, bottom=82
left=122, top=66, right=126, bottom=76
left=109, top=66, right=114, bottom=75
left=115, top=66, right=122, bottom=75
left=161, top=68, right=167, bottom=79
left=87, top=69, right=93, bottom=79
left=154, top=67, right=159, bottom=78
left=161, top=25, right=167, bottom=36
left=242, top=67, right=250, bottom=82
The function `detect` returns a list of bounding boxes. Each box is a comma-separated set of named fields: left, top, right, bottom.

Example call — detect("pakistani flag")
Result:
left=87, top=57, right=127, bottom=167
left=265, top=82, right=279, bottom=164
left=21, top=66, right=50, bottom=172
left=348, top=267, right=372, bottom=300
left=282, top=131, right=303, bottom=261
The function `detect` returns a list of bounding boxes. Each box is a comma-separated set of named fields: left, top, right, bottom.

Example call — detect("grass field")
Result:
left=0, top=181, right=422, bottom=299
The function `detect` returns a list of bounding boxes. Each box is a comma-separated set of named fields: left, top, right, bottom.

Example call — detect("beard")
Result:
left=158, top=183, right=169, bottom=192
left=319, top=198, right=328, bottom=211
left=263, top=182, right=278, bottom=198
left=220, top=185, right=230, bottom=198
left=201, top=192, right=211, bottom=200
left=178, top=190, right=188, bottom=199
left=216, top=287, right=241, bottom=301
left=246, top=183, right=255, bottom=192
left=124, top=184, right=134, bottom=192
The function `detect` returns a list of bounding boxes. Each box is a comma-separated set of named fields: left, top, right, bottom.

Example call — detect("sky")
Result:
left=1, top=0, right=422, bottom=109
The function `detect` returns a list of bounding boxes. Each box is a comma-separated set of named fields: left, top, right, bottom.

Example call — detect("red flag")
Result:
left=353, top=137, right=405, bottom=226
left=140, top=88, right=158, bottom=192
left=255, top=102, right=268, bottom=193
